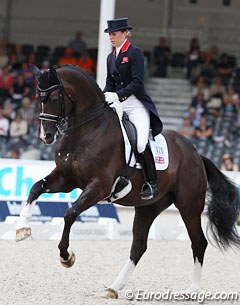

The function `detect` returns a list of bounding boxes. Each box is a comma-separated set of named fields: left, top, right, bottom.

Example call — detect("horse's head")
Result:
left=31, top=65, right=74, bottom=144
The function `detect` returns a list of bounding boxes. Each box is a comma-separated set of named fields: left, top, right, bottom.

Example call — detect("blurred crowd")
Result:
left=0, top=31, right=97, bottom=160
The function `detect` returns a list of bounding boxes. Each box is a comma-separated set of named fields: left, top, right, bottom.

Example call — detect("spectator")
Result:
left=58, top=48, right=77, bottom=65
left=218, top=54, right=234, bottom=86
left=192, top=76, right=210, bottom=100
left=0, top=65, right=14, bottom=105
left=200, top=51, right=218, bottom=84
left=3, top=100, right=16, bottom=123
left=9, top=112, right=28, bottom=138
left=76, top=50, right=95, bottom=76
left=18, top=62, right=35, bottom=96
left=14, top=43, right=26, bottom=63
left=0, top=107, right=9, bottom=142
left=186, top=37, right=202, bottom=80
left=8, top=53, right=22, bottom=74
left=152, top=37, right=171, bottom=77
left=10, top=73, right=30, bottom=109
left=11, top=148, right=20, bottom=159
left=178, top=116, right=195, bottom=140
left=209, top=77, right=226, bottom=98
left=207, top=77, right=225, bottom=116
left=223, top=86, right=239, bottom=117
left=0, top=47, right=8, bottom=68
left=195, top=115, right=213, bottom=142
left=189, top=92, right=207, bottom=127
left=221, top=153, right=238, bottom=172
left=69, top=31, right=87, bottom=56
left=18, top=96, right=36, bottom=128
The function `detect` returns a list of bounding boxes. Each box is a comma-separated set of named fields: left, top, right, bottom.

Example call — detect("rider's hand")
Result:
left=104, top=92, right=123, bottom=119
left=104, top=92, right=120, bottom=105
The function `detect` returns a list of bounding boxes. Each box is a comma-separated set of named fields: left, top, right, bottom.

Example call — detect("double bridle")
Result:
left=38, top=80, right=108, bottom=134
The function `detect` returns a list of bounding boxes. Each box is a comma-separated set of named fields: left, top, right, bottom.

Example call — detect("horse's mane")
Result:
left=38, top=64, right=105, bottom=100
left=58, top=64, right=105, bottom=99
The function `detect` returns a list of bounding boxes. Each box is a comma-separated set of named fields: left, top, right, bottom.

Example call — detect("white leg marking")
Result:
left=186, top=258, right=202, bottom=293
left=16, top=201, right=36, bottom=229
left=109, top=258, right=135, bottom=291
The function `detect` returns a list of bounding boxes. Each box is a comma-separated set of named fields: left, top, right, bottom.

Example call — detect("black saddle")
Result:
left=122, top=111, right=137, bottom=157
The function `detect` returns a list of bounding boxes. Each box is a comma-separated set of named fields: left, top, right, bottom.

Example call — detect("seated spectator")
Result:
left=152, top=37, right=171, bottom=77
left=14, top=43, right=27, bottom=63
left=192, top=76, right=210, bottom=100
left=9, top=112, right=28, bottom=138
left=209, top=77, right=226, bottom=98
left=41, top=60, right=50, bottom=71
left=11, top=148, right=20, bottom=159
left=186, top=37, right=202, bottom=80
left=0, top=65, right=14, bottom=105
left=200, top=51, right=218, bottom=84
left=0, top=107, right=10, bottom=142
left=195, top=115, right=213, bottom=141
left=0, top=47, right=8, bottom=68
left=27, top=52, right=37, bottom=66
left=3, top=100, right=16, bottom=123
left=58, top=48, right=77, bottom=66
left=189, top=92, right=207, bottom=127
left=18, top=96, right=36, bottom=128
left=69, top=31, right=87, bottom=56
left=8, top=53, right=22, bottom=74
left=76, top=50, right=95, bottom=76
left=221, top=153, right=238, bottom=172
left=178, top=116, right=195, bottom=140
left=218, top=54, right=234, bottom=86
left=19, top=61, right=35, bottom=89
left=10, top=73, right=30, bottom=109
left=223, top=86, right=239, bottom=117
left=207, top=77, right=225, bottom=116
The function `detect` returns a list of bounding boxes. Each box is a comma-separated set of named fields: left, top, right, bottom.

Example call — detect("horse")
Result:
left=16, top=64, right=240, bottom=299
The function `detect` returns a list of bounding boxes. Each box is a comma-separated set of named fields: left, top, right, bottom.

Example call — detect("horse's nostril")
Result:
left=45, top=133, right=52, bottom=140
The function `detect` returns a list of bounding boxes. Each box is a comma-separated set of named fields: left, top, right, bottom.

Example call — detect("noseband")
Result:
left=38, top=74, right=108, bottom=134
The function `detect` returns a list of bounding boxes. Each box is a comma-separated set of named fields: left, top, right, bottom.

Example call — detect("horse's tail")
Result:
left=201, top=155, right=240, bottom=249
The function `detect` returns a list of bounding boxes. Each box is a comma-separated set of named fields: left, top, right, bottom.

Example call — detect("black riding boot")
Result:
left=138, top=144, right=158, bottom=200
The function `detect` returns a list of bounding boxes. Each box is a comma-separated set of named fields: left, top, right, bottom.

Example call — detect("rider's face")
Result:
left=108, top=31, right=127, bottom=48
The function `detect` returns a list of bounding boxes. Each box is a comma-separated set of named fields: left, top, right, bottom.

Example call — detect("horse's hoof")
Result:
left=60, top=250, right=75, bottom=268
left=102, top=288, right=118, bottom=299
left=15, top=227, right=31, bottom=242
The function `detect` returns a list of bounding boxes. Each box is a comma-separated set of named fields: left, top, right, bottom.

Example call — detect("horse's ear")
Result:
left=29, top=64, right=42, bottom=78
left=49, top=66, right=58, bottom=80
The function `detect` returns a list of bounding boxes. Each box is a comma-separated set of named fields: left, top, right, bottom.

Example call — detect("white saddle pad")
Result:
left=119, top=119, right=169, bottom=171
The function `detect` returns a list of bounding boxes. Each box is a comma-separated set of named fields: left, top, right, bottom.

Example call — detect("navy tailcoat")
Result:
left=103, top=40, right=163, bottom=137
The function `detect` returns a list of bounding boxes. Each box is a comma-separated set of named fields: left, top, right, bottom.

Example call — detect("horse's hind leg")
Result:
left=178, top=198, right=208, bottom=293
left=104, top=204, right=160, bottom=299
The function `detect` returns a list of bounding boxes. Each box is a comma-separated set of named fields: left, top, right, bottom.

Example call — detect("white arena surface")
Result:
left=0, top=207, right=240, bottom=305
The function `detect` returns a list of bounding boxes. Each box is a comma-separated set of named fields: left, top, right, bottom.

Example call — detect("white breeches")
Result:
left=123, top=95, right=150, bottom=153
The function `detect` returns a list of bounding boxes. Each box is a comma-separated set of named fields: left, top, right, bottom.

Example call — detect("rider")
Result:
left=103, top=18, right=163, bottom=200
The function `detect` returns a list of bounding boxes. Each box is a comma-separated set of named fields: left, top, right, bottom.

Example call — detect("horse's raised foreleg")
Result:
left=58, top=179, right=109, bottom=266
left=104, top=204, right=159, bottom=299
left=16, top=168, right=73, bottom=241
left=179, top=207, right=208, bottom=294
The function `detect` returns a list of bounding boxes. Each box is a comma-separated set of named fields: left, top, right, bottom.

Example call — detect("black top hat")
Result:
left=104, top=18, right=132, bottom=33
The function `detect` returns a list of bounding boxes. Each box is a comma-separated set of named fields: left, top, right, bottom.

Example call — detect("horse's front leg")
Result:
left=16, top=168, right=73, bottom=241
left=58, top=178, right=109, bottom=267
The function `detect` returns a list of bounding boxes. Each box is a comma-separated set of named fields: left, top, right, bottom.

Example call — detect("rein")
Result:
left=38, top=79, right=108, bottom=134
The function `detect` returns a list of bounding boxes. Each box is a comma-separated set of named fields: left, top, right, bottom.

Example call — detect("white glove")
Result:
left=104, top=92, right=120, bottom=104
left=104, top=92, right=123, bottom=119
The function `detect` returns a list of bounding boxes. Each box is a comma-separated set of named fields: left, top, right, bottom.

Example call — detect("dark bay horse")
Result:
left=16, top=65, right=240, bottom=298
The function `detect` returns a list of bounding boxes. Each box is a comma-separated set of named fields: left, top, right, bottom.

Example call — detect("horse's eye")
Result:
left=52, top=98, right=58, bottom=103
